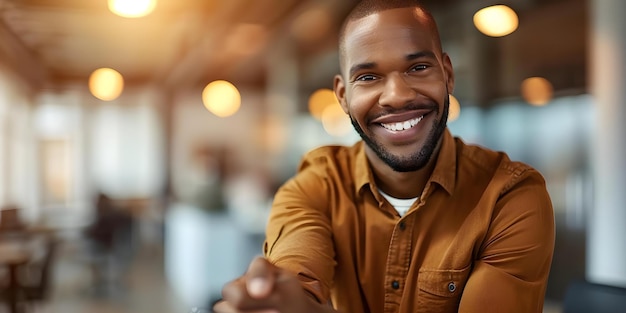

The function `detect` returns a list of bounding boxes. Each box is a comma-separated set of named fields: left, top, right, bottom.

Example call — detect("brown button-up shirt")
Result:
left=265, top=129, right=555, bottom=313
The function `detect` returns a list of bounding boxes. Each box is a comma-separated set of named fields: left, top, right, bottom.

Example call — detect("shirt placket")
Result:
left=383, top=213, right=414, bottom=313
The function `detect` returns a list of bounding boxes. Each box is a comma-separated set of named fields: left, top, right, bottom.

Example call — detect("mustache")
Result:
left=371, top=100, right=439, bottom=119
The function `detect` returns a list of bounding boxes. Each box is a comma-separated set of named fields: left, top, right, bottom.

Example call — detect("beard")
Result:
left=350, top=94, right=449, bottom=172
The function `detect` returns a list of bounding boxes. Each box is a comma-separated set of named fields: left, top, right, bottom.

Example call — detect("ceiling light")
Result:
left=89, top=68, right=124, bottom=101
left=473, top=5, right=519, bottom=37
left=108, top=0, right=157, bottom=18
left=202, top=80, right=241, bottom=117
left=521, top=77, right=553, bottom=106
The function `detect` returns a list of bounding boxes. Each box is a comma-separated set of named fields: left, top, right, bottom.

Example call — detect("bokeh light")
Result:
left=321, top=104, right=351, bottom=137
left=521, top=77, right=554, bottom=106
left=473, top=5, right=519, bottom=37
left=448, top=94, right=461, bottom=122
left=309, top=88, right=339, bottom=120
left=89, top=68, right=124, bottom=101
left=108, top=0, right=156, bottom=18
left=202, top=80, right=241, bottom=117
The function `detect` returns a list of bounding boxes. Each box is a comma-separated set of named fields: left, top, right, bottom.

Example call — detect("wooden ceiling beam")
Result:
left=0, top=18, right=48, bottom=89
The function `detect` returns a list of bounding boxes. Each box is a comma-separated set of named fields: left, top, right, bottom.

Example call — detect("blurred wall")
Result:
left=0, top=65, right=37, bottom=221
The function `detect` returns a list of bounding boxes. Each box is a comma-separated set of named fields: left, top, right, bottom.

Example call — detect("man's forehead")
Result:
left=345, top=7, right=431, bottom=34
left=338, top=6, right=440, bottom=73
left=343, top=9, right=436, bottom=51
left=343, top=8, right=434, bottom=47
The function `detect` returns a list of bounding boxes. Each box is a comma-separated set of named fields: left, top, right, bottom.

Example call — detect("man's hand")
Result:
left=213, top=257, right=336, bottom=313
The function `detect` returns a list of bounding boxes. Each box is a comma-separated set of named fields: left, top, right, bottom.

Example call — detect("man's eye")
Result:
left=409, top=64, right=428, bottom=72
left=355, top=74, right=377, bottom=82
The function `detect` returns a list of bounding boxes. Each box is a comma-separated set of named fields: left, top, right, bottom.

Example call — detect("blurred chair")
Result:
left=18, top=236, right=58, bottom=302
left=83, top=193, right=134, bottom=294
left=0, top=206, right=27, bottom=238
left=562, top=280, right=626, bottom=313
left=0, top=234, right=58, bottom=312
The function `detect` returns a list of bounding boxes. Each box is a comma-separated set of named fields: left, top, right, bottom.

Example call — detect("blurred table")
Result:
left=0, top=240, right=32, bottom=313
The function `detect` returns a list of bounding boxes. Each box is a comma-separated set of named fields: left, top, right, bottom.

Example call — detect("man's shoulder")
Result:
left=453, top=137, right=543, bottom=192
left=454, top=136, right=530, bottom=170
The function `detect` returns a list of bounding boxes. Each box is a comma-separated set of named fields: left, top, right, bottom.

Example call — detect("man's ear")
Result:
left=333, top=74, right=349, bottom=114
left=442, top=52, right=455, bottom=93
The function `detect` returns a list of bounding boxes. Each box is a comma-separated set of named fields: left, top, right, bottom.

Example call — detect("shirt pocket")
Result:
left=417, top=265, right=471, bottom=313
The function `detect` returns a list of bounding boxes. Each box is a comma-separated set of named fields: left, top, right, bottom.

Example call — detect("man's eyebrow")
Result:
left=406, top=51, right=437, bottom=61
left=349, top=62, right=376, bottom=78
left=347, top=52, right=437, bottom=78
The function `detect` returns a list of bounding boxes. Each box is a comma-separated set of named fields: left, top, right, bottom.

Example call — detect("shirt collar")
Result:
left=428, top=128, right=457, bottom=195
left=354, top=141, right=372, bottom=195
left=353, top=128, right=457, bottom=196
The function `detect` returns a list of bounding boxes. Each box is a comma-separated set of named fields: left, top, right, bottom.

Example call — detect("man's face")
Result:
left=334, top=8, right=454, bottom=172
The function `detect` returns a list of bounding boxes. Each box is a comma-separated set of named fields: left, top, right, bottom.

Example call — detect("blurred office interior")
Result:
left=0, top=0, right=624, bottom=312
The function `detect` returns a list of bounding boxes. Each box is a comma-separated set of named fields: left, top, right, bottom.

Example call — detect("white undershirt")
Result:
left=378, top=189, right=419, bottom=217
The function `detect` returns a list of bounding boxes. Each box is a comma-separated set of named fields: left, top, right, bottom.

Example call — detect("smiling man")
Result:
left=214, top=1, right=555, bottom=313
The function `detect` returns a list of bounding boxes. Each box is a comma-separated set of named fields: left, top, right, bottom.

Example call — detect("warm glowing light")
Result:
left=202, top=80, right=241, bottom=117
left=321, top=104, right=351, bottom=137
left=89, top=68, right=124, bottom=101
left=108, top=0, right=157, bottom=18
left=309, top=88, right=339, bottom=120
left=473, top=5, right=519, bottom=37
left=521, top=77, right=553, bottom=106
left=448, top=94, right=461, bottom=122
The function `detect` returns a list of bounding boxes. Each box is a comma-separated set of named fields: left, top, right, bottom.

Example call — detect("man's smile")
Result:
left=380, top=116, right=424, bottom=131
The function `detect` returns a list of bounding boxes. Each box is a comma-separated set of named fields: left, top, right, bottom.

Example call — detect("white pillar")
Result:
left=588, top=0, right=626, bottom=288
left=264, top=39, right=299, bottom=178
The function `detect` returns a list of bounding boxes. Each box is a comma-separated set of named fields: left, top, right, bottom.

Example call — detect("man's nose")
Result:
left=378, top=73, right=416, bottom=108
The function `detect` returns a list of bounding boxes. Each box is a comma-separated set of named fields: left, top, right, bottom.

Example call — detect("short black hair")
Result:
left=338, top=0, right=442, bottom=73
left=345, top=0, right=430, bottom=20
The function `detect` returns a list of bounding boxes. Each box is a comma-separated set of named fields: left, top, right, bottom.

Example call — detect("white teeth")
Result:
left=381, top=116, right=423, bottom=131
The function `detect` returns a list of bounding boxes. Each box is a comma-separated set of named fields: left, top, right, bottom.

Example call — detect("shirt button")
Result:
left=399, top=222, right=406, bottom=230
left=448, top=282, right=457, bottom=293
left=392, top=281, right=400, bottom=289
